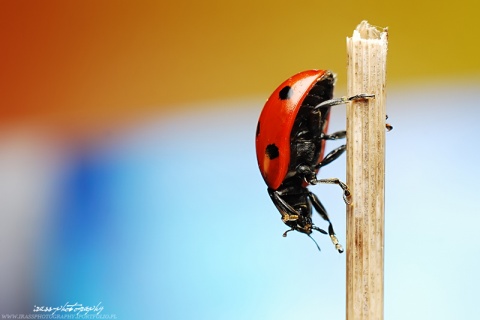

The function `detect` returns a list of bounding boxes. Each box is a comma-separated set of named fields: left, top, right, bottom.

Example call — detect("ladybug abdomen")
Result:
left=289, top=77, right=335, bottom=173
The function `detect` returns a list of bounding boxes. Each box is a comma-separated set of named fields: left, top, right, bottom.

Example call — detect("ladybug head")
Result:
left=283, top=216, right=328, bottom=251
left=285, top=205, right=318, bottom=235
left=292, top=215, right=314, bottom=235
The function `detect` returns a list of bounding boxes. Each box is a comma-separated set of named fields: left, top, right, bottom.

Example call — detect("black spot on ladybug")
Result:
left=265, top=144, right=279, bottom=159
left=279, top=86, right=292, bottom=100
left=256, top=121, right=260, bottom=137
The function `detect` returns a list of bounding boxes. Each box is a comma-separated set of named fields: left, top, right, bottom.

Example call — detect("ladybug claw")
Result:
left=386, top=115, right=393, bottom=131
left=314, top=93, right=375, bottom=109
left=330, top=235, right=344, bottom=253
left=346, top=93, right=375, bottom=102
left=343, top=189, right=352, bottom=205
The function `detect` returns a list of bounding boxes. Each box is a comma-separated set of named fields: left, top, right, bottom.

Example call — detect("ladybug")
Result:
left=255, top=69, right=374, bottom=252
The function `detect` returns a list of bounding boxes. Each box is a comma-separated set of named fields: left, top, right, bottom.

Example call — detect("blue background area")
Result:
left=2, top=83, right=479, bottom=319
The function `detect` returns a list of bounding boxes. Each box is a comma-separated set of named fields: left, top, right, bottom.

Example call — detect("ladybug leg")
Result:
left=311, top=226, right=328, bottom=235
left=314, top=96, right=393, bottom=130
left=322, top=130, right=346, bottom=140
left=308, top=192, right=344, bottom=253
left=314, top=93, right=374, bottom=109
left=268, top=188, right=299, bottom=223
left=386, top=115, right=393, bottom=131
left=315, top=145, right=346, bottom=169
left=312, top=177, right=352, bottom=205
left=297, top=165, right=351, bottom=204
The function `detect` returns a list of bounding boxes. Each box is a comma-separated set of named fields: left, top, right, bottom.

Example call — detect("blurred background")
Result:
left=1, top=0, right=479, bottom=319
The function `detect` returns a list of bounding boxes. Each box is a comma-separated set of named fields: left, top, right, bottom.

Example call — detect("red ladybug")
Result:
left=255, top=70, right=373, bottom=252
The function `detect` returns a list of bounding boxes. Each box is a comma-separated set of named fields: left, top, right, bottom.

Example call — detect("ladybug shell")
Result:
left=256, top=70, right=331, bottom=190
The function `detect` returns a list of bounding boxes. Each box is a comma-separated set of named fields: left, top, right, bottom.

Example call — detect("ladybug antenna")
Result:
left=307, top=234, right=322, bottom=252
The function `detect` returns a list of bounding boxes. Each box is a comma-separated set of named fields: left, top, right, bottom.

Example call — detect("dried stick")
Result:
left=345, top=21, right=388, bottom=320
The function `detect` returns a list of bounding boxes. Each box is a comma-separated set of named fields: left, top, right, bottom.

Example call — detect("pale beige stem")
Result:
left=346, top=20, right=388, bottom=320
